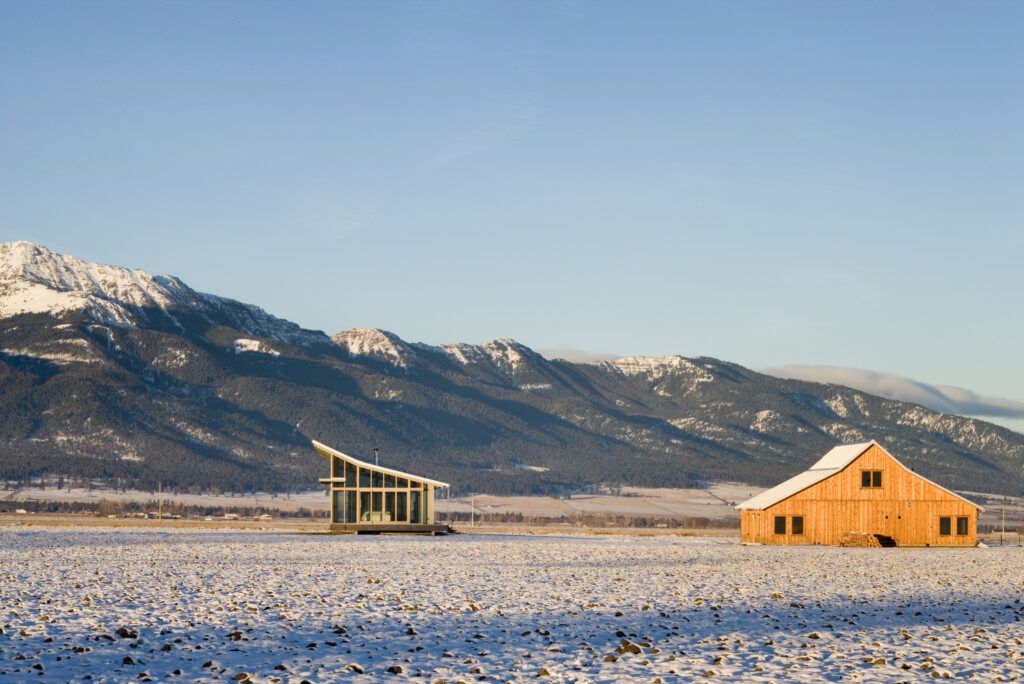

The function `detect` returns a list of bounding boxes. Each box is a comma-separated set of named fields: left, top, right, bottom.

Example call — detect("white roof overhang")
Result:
left=312, top=440, right=449, bottom=488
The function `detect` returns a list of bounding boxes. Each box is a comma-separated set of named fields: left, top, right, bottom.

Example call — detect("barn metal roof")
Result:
left=736, top=440, right=983, bottom=511
left=808, top=441, right=878, bottom=470
left=312, top=440, right=450, bottom=488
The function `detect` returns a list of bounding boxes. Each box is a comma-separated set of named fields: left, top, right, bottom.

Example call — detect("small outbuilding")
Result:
left=313, top=440, right=451, bottom=534
left=737, top=441, right=982, bottom=547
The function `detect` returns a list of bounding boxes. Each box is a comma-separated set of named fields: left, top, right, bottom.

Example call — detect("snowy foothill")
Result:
left=0, top=529, right=1022, bottom=682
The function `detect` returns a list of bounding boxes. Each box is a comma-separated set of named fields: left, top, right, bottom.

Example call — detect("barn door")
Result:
left=893, top=500, right=911, bottom=545
left=876, top=505, right=900, bottom=546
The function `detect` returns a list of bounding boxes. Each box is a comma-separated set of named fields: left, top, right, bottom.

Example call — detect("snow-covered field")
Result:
left=1, top=529, right=1022, bottom=682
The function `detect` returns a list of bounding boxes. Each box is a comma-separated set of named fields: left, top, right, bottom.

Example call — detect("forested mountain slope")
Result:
left=2, top=242, right=1021, bottom=495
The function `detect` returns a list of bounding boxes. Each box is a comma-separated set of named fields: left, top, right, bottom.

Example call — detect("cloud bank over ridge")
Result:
left=763, top=365, right=1024, bottom=424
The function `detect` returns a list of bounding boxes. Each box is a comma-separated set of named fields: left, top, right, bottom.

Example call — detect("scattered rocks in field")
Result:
left=1, top=529, right=1021, bottom=682
left=616, top=640, right=643, bottom=654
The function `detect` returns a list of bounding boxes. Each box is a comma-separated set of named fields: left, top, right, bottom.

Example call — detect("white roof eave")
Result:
left=312, top=440, right=450, bottom=488
left=735, top=468, right=840, bottom=510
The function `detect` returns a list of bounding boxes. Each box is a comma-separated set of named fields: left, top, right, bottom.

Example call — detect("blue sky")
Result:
left=1, top=2, right=1022, bottom=412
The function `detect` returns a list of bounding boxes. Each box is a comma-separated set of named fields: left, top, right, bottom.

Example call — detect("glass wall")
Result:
left=345, top=490, right=356, bottom=522
left=332, top=491, right=345, bottom=523
left=360, top=491, right=371, bottom=521
left=397, top=492, right=407, bottom=522
left=331, top=490, right=359, bottom=524
left=330, top=457, right=437, bottom=525
left=410, top=490, right=422, bottom=524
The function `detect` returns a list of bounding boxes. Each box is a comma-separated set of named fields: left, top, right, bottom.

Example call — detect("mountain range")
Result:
left=1, top=241, right=1022, bottom=496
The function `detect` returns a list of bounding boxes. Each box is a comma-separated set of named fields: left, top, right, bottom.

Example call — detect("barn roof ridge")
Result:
left=807, top=440, right=877, bottom=470
left=736, top=440, right=983, bottom=511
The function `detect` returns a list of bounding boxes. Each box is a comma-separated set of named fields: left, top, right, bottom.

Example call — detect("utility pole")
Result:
left=1002, top=507, right=1006, bottom=546
left=471, top=494, right=475, bottom=528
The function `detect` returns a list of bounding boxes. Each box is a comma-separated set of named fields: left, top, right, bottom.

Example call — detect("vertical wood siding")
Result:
left=740, top=444, right=978, bottom=546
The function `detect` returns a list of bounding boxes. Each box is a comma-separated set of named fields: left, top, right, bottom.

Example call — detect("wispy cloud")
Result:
left=423, top=91, right=541, bottom=173
left=299, top=198, right=377, bottom=241
left=762, top=364, right=1024, bottom=420
left=539, top=347, right=620, bottom=363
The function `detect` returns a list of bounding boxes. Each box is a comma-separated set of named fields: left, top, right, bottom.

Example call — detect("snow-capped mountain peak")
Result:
left=479, top=338, right=533, bottom=370
left=331, top=330, right=538, bottom=372
left=331, top=328, right=413, bottom=367
left=0, top=241, right=206, bottom=326
left=601, top=355, right=716, bottom=382
left=0, top=242, right=325, bottom=345
left=432, top=338, right=535, bottom=371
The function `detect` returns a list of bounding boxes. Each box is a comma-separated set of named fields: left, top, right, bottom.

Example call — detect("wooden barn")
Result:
left=737, top=441, right=982, bottom=547
left=313, top=440, right=451, bottom=534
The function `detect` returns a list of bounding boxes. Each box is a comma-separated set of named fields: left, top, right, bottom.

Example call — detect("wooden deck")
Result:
left=328, top=523, right=453, bottom=535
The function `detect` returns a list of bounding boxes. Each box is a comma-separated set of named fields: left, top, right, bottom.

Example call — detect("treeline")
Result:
left=2, top=498, right=327, bottom=519
left=437, top=510, right=740, bottom=529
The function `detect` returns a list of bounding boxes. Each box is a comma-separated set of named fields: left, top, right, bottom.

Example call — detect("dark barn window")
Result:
left=791, top=516, right=804, bottom=535
left=774, top=516, right=786, bottom=535
left=861, top=470, right=882, bottom=488
left=956, top=517, right=969, bottom=536
left=939, top=516, right=951, bottom=536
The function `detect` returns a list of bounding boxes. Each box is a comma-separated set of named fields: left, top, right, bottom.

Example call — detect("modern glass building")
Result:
left=313, top=440, right=451, bottom=534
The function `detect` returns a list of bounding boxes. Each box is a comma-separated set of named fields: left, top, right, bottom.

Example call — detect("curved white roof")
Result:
left=312, top=440, right=450, bottom=488
left=736, top=440, right=982, bottom=511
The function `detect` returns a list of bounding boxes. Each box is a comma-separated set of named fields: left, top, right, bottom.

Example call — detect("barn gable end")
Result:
left=738, top=442, right=982, bottom=547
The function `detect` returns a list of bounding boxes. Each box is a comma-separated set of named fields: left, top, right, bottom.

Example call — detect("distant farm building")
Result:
left=737, top=441, right=982, bottom=547
left=313, top=440, right=450, bottom=534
